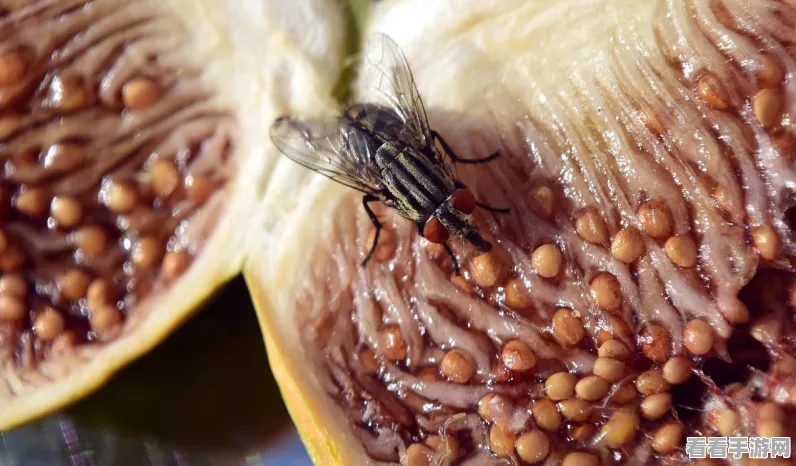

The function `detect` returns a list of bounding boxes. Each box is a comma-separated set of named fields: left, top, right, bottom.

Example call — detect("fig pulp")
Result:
left=0, top=0, right=238, bottom=425
left=251, top=0, right=796, bottom=465
left=0, top=0, right=345, bottom=430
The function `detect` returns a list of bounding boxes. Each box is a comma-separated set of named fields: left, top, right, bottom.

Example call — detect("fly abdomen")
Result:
left=344, top=103, right=403, bottom=143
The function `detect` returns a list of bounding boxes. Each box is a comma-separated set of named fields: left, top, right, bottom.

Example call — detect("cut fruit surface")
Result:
left=0, top=0, right=345, bottom=430
left=5, top=0, right=796, bottom=463
left=247, top=0, right=796, bottom=464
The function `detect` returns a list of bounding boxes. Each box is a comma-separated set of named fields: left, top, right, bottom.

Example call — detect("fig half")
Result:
left=0, top=0, right=345, bottom=430
left=248, top=0, right=796, bottom=465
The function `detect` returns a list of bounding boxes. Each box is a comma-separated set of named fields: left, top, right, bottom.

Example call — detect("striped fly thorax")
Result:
left=375, top=141, right=455, bottom=223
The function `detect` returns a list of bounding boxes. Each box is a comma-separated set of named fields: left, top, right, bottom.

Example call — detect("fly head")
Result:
left=423, top=189, right=493, bottom=252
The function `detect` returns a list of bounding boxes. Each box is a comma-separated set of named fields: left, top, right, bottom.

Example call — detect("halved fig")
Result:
left=0, top=0, right=346, bottom=430
left=247, top=0, right=796, bottom=464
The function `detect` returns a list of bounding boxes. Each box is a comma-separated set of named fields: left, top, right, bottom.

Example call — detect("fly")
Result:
left=268, top=33, right=509, bottom=274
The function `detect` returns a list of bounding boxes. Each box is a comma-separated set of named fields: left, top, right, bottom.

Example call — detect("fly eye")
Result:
left=423, top=217, right=449, bottom=244
left=450, top=189, right=477, bottom=215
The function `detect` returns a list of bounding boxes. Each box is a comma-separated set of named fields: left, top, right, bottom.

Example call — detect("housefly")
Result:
left=269, top=33, right=509, bottom=273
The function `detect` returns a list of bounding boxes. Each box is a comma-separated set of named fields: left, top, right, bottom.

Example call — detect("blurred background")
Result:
left=0, top=276, right=311, bottom=466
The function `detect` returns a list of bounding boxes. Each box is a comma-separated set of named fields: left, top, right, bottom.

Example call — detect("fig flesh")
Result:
left=0, top=0, right=345, bottom=430
left=249, top=0, right=796, bottom=464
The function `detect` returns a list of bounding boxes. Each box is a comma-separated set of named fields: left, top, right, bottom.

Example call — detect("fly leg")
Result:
left=444, top=243, right=461, bottom=276
left=416, top=223, right=461, bottom=275
left=454, top=180, right=511, bottom=214
left=477, top=202, right=511, bottom=214
left=432, top=130, right=500, bottom=164
left=361, top=194, right=382, bottom=267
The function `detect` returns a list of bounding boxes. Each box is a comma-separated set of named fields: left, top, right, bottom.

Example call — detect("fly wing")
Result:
left=269, top=116, right=384, bottom=196
left=357, top=33, right=451, bottom=170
